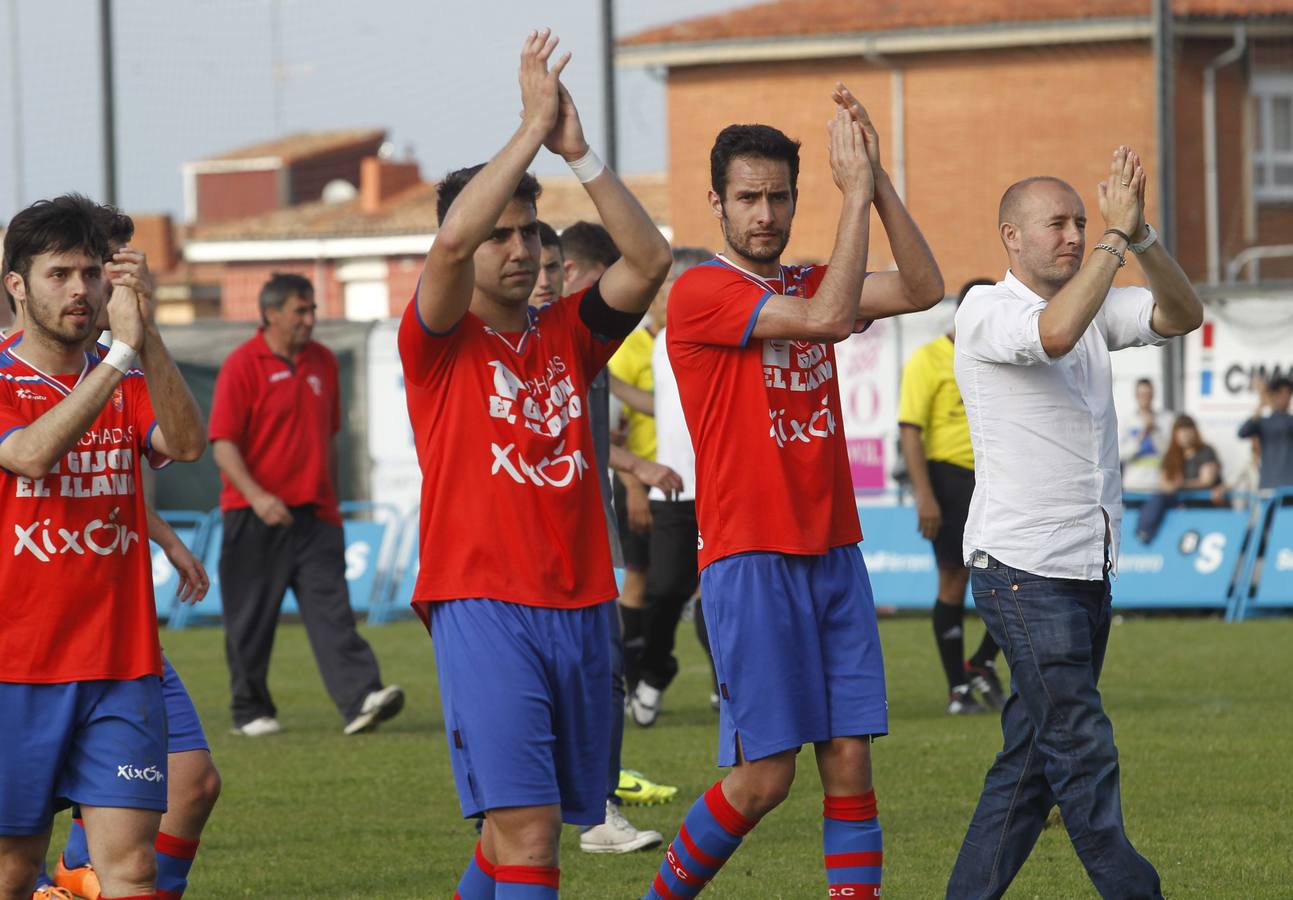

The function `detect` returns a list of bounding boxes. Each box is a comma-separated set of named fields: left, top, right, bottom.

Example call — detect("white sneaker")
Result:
left=231, top=716, right=282, bottom=737
left=343, top=684, right=405, bottom=735
left=579, top=800, right=663, bottom=854
left=628, top=683, right=661, bottom=727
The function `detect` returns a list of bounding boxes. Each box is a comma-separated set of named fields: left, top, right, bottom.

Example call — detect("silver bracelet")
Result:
left=102, top=340, right=138, bottom=375
left=566, top=147, right=606, bottom=184
left=1094, top=243, right=1127, bottom=268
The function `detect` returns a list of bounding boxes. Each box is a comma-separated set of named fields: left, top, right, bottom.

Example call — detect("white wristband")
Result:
left=566, top=147, right=605, bottom=184
left=102, top=340, right=138, bottom=375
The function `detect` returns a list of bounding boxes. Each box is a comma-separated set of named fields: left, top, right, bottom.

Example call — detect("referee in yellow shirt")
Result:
left=898, top=279, right=1004, bottom=715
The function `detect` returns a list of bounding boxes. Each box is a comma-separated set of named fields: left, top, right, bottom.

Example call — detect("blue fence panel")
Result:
left=1114, top=508, right=1247, bottom=608
left=1252, top=494, right=1293, bottom=611
left=856, top=505, right=941, bottom=609
left=371, top=510, right=420, bottom=624
left=149, top=510, right=211, bottom=624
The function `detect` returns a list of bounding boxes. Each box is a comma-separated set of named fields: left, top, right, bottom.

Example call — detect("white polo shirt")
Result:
left=648, top=326, right=696, bottom=502
left=955, top=270, right=1168, bottom=580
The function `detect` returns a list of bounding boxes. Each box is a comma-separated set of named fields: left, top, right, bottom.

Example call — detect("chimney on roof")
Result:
left=360, top=156, right=421, bottom=215
left=129, top=214, right=178, bottom=272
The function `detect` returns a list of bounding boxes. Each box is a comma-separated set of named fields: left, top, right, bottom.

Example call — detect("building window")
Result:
left=1253, top=73, right=1293, bottom=202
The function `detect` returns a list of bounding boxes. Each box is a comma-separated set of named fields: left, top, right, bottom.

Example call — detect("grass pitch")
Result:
left=50, top=612, right=1292, bottom=898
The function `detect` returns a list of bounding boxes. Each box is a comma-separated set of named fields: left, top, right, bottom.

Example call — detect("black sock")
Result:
left=969, top=628, right=1000, bottom=669
left=933, top=601, right=968, bottom=690
left=619, top=605, right=647, bottom=689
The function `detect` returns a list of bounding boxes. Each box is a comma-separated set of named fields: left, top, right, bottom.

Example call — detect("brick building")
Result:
left=619, top=0, right=1293, bottom=288
left=179, top=130, right=669, bottom=321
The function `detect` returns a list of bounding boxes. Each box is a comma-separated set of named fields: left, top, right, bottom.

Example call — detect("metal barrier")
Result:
left=150, top=510, right=214, bottom=624
left=152, top=490, right=1293, bottom=626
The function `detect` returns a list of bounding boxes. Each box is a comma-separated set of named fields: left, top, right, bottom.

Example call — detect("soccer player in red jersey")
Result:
left=1, top=215, right=221, bottom=900
left=0, top=194, right=206, bottom=900
left=398, top=31, right=670, bottom=899
left=642, top=87, right=944, bottom=899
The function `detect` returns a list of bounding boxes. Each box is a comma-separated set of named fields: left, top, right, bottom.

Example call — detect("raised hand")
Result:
left=106, top=247, right=157, bottom=325
left=827, top=108, right=874, bottom=201
left=831, top=82, right=882, bottom=175
left=106, top=283, right=144, bottom=350
left=519, top=28, right=571, bottom=138
left=1097, top=145, right=1145, bottom=238
left=544, top=81, right=590, bottom=162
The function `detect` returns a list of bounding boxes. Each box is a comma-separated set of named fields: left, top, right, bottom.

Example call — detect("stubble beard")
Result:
left=722, top=213, right=791, bottom=264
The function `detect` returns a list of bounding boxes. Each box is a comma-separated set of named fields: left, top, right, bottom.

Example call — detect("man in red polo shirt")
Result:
left=209, top=273, right=402, bottom=737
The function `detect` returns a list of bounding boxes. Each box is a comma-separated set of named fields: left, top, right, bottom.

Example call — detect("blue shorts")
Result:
left=701, top=545, right=888, bottom=767
left=0, top=676, right=168, bottom=836
left=161, top=655, right=208, bottom=754
left=429, top=598, right=613, bottom=827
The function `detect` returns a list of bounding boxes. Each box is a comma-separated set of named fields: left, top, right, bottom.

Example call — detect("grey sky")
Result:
left=0, top=0, right=746, bottom=222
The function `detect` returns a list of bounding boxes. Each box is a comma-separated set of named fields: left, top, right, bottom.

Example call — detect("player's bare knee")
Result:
left=0, top=853, right=42, bottom=898
left=99, top=843, right=157, bottom=892
left=194, top=761, right=223, bottom=813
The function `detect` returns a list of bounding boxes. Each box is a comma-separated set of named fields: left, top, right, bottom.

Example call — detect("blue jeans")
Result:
left=946, top=555, right=1161, bottom=900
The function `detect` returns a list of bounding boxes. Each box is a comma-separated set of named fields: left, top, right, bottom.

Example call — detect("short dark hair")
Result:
left=1136, top=377, right=1154, bottom=389
left=536, top=220, right=562, bottom=253
left=94, top=203, right=135, bottom=248
left=560, top=221, right=619, bottom=270
left=4, top=194, right=112, bottom=315
left=957, top=278, right=996, bottom=305
left=1271, top=376, right=1293, bottom=394
left=3, top=194, right=110, bottom=285
left=435, top=164, right=542, bottom=226
left=710, top=124, right=801, bottom=201
left=259, top=272, right=313, bottom=324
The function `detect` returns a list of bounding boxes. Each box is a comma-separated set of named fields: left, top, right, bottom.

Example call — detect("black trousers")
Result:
left=220, top=506, right=383, bottom=726
left=639, top=499, right=710, bottom=691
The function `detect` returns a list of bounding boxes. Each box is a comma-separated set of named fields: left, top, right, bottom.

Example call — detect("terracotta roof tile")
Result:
left=186, top=173, right=669, bottom=243
left=195, top=128, right=387, bottom=164
left=621, top=0, right=1293, bottom=47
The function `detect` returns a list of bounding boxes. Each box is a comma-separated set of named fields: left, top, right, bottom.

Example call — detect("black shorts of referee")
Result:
left=928, top=460, right=974, bottom=569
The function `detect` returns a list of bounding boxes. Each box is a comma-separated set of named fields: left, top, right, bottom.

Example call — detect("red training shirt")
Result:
left=398, top=290, right=622, bottom=619
left=0, top=337, right=167, bottom=682
left=209, top=330, right=341, bottom=524
left=667, top=256, right=864, bottom=571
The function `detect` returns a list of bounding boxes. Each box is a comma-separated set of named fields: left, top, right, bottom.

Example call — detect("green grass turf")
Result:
left=49, top=613, right=1293, bottom=898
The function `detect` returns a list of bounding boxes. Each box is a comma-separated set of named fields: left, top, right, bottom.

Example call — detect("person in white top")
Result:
left=946, top=147, right=1202, bottom=900
left=625, top=246, right=717, bottom=727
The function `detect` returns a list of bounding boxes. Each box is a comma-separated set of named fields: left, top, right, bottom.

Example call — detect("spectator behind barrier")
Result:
left=1135, top=414, right=1223, bottom=543
left=1120, top=377, right=1174, bottom=491
left=1239, top=376, right=1293, bottom=493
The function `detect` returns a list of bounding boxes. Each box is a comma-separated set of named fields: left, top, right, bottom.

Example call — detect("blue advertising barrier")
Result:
left=170, top=501, right=401, bottom=629
left=855, top=505, right=943, bottom=609
left=149, top=510, right=213, bottom=623
left=369, top=510, right=420, bottom=625
left=1228, top=488, right=1293, bottom=620
left=1115, top=506, right=1246, bottom=609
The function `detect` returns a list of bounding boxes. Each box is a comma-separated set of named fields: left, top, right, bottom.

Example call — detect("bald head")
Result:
left=998, top=176, right=1078, bottom=226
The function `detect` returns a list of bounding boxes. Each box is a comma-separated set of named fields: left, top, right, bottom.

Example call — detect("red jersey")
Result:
left=667, top=256, right=863, bottom=570
left=398, top=290, right=622, bottom=618
left=0, top=339, right=167, bottom=683
left=209, top=331, right=341, bottom=524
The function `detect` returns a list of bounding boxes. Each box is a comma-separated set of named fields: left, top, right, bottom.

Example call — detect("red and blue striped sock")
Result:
left=63, top=816, right=91, bottom=868
left=646, top=781, right=755, bottom=899
left=154, top=831, right=200, bottom=899
left=100, top=894, right=157, bottom=899
left=454, top=842, right=497, bottom=899
left=494, top=864, right=558, bottom=898
left=823, top=791, right=883, bottom=898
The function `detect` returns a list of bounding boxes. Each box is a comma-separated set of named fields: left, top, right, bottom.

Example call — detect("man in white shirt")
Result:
left=946, top=147, right=1202, bottom=900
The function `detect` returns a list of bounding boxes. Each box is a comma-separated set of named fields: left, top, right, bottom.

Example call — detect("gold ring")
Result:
left=1121, top=181, right=1130, bottom=186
